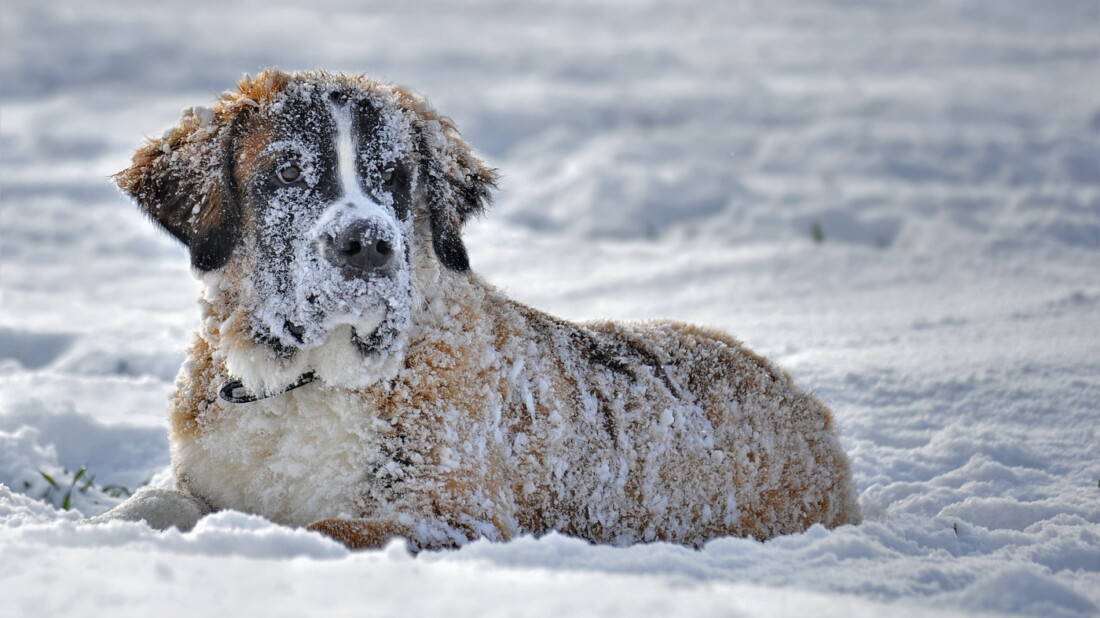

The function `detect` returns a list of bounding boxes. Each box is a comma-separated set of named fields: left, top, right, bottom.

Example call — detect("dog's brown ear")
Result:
left=115, top=107, right=243, bottom=272
left=416, top=121, right=498, bottom=272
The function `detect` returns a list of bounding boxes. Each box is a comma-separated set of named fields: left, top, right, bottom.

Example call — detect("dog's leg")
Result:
left=87, top=487, right=213, bottom=532
left=306, top=518, right=416, bottom=550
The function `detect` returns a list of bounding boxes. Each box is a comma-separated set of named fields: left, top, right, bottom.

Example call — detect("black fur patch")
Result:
left=429, top=206, right=470, bottom=272
left=413, top=122, right=498, bottom=272
left=351, top=318, right=400, bottom=356
left=123, top=113, right=247, bottom=272
left=355, top=98, right=412, bottom=222
left=191, top=117, right=246, bottom=271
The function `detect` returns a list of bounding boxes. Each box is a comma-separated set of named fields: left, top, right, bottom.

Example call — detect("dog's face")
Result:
left=231, top=82, right=419, bottom=358
left=117, top=70, right=496, bottom=391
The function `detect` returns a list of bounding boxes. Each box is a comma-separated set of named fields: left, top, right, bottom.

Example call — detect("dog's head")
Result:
left=117, top=70, right=496, bottom=392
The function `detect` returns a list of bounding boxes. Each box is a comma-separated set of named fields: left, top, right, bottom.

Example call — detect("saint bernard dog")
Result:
left=95, top=69, right=860, bottom=549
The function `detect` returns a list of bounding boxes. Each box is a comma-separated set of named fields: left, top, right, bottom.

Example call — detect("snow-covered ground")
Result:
left=2, top=1, right=1099, bottom=615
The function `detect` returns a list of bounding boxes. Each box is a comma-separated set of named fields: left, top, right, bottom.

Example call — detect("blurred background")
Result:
left=5, top=0, right=1098, bottom=250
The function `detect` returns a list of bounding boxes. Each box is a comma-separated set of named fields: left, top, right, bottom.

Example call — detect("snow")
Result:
left=2, top=0, right=1098, bottom=616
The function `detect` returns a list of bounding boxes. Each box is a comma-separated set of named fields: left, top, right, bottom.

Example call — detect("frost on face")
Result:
left=230, top=81, right=415, bottom=365
left=251, top=191, right=400, bottom=350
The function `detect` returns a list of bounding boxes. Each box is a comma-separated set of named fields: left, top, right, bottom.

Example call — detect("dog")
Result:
left=97, top=69, right=860, bottom=549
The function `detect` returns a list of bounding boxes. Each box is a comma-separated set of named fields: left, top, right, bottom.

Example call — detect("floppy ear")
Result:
left=415, top=120, right=498, bottom=272
left=115, top=106, right=244, bottom=272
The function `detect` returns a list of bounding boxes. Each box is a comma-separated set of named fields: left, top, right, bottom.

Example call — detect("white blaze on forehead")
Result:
left=332, top=100, right=370, bottom=204
left=320, top=98, right=402, bottom=239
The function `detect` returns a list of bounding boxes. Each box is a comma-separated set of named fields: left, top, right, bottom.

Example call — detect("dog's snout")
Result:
left=324, top=219, right=396, bottom=276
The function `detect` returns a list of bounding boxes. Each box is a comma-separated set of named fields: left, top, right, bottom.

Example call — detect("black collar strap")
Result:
left=219, top=372, right=316, bottom=404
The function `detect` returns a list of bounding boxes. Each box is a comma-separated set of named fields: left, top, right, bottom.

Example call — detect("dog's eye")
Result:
left=381, top=168, right=394, bottom=185
left=277, top=164, right=303, bottom=184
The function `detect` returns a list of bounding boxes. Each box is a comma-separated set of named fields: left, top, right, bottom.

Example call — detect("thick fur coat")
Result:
left=102, top=69, right=860, bottom=549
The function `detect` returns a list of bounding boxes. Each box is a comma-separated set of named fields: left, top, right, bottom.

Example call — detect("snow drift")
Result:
left=1, top=0, right=1097, bottom=616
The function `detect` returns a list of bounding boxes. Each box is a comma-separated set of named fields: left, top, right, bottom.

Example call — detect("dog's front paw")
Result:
left=306, top=518, right=412, bottom=550
left=88, top=488, right=212, bottom=532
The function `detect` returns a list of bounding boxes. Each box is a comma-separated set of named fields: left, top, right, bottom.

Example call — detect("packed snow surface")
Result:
left=1, top=1, right=1098, bottom=616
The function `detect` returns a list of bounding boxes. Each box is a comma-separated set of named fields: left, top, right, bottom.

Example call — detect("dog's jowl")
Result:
left=104, top=69, right=860, bottom=549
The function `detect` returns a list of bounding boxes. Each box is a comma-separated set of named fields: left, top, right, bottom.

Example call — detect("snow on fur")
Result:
left=102, top=70, right=860, bottom=548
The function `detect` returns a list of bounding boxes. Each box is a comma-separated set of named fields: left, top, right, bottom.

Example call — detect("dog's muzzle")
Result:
left=321, top=216, right=397, bottom=279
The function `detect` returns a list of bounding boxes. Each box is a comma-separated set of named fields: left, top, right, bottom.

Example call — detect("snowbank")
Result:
left=2, top=0, right=1097, bottom=615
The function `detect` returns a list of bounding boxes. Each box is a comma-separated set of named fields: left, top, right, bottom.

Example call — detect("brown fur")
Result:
left=307, top=519, right=412, bottom=550
left=170, top=269, right=860, bottom=548
left=119, top=69, right=861, bottom=551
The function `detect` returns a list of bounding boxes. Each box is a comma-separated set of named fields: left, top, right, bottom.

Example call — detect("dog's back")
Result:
left=388, top=277, right=861, bottom=546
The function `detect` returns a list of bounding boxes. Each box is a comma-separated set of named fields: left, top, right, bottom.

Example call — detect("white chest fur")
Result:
left=174, top=383, right=386, bottom=527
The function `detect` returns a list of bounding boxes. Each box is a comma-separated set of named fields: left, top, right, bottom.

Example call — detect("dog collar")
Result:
left=219, top=372, right=316, bottom=404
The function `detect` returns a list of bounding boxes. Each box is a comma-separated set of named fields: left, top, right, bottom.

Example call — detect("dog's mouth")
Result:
left=253, top=317, right=389, bottom=359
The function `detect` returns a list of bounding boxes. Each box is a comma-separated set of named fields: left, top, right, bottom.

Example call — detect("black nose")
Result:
left=323, top=219, right=396, bottom=276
